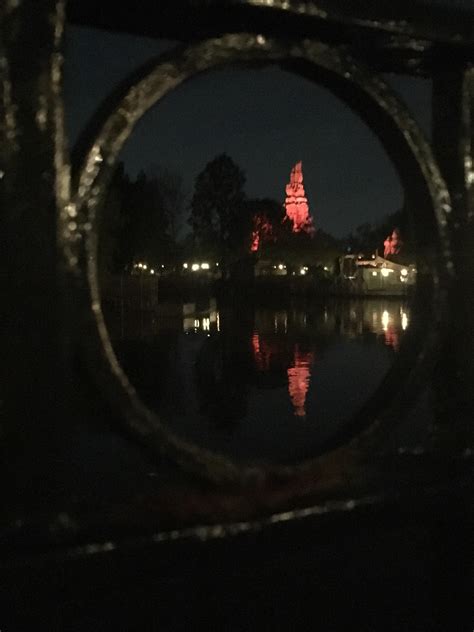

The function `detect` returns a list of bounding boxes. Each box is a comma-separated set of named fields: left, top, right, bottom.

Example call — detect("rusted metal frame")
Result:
left=70, top=33, right=452, bottom=493
left=432, top=65, right=474, bottom=439
left=66, top=0, right=474, bottom=50
left=0, top=0, right=77, bottom=511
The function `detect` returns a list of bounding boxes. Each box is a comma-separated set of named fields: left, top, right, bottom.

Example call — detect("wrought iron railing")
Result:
left=0, top=0, right=472, bottom=628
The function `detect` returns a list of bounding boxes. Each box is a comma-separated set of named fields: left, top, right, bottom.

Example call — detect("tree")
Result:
left=189, top=154, right=247, bottom=264
left=98, top=162, right=130, bottom=276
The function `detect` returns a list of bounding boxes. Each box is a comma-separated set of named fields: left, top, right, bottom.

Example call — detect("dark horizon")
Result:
left=65, top=25, right=432, bottom=238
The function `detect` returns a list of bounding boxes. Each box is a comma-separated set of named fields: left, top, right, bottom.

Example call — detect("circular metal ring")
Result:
left=70, top=34, right=452, bottom=489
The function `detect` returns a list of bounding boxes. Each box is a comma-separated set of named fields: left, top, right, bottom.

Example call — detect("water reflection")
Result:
left=110, top=298, right=412, bottom=463
left=180, top=298, right=410, bottom=421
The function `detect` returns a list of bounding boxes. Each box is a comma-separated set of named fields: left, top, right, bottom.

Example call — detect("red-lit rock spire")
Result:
left=284, top=161, right=314, bottom=235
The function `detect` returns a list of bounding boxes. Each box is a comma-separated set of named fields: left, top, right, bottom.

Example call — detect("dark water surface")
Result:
left=109, top=297, right=411, bottom=465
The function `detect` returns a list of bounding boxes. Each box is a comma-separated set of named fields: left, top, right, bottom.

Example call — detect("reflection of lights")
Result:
left=201, top=262, right=210, bottom=270
left=183, top=263, right=188, bottom=269
left=202, top=317, right=210, bottom=331
left=381, top=268, right=390, bottom=277
left=216, top=311, right=220, bottom=332
left=191, top=263, right=200, bottom=271
left=382, top=310, right=390, bottom=331
left=402, top=312, right=409, bottom=330
left=401, top=268, right=408, bottom=276
left=372, top=271, right=377, bottom=277
left=194, top=319, right=200, bottom=328
left=300, top=268, right=307, bottom=275
left=150, top=269, right=155, bottom=275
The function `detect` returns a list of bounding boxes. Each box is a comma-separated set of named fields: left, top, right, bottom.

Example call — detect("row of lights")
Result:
left=183, top=262, right=217, bottom=271
left=134, top=262, right=167, bottom=275
left=372, top=267, right=408, bottom=278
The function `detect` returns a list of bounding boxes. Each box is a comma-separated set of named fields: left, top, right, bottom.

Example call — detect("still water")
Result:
left=110, top=298, right=411, bottom=465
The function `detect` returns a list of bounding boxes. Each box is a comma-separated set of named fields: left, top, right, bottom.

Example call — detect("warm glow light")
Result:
left=216, top=262, right=219, bottom=266
left=401, top=268, right=408, bottom=276
left=372, top=271, right=377, bottom=277
left=300, top=268, right=307, bottom=275
left=202, top=317, right=210, bottom=331
left=323, top=266, right=329, bottom=271
left=191, top=263, right=200, bottom=271
left=278, top=264, right=284, bottom=270
left=138, top=263, right=143, bottom=268
left=381, top=268, right=390, bottom=277
left=161, top=264, right=165, bottom=268
left=402, top=312, right=408, bottom=330
left=201, top=262, right=210, bottom=270
left=183, top=263, right=188, bottom=269
left=382, top=310, right=390, bottom=331
left=284, top=161, right=314, bottom=235
left=194, top=319, right=200, bottom=328
left=143, top=264, right=147, bottom=270
left=150, top=269, right=155, bottom=275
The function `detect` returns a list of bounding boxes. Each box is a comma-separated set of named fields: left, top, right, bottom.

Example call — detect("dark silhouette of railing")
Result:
left=0, top=1, right=472, bottom=629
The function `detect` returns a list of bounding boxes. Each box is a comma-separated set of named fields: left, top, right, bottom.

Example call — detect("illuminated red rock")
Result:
left=284, top=161, right=315, bottom=235
left=287, top=347, right=314, bottom=417
left=383, top=227, right=402, bottom=258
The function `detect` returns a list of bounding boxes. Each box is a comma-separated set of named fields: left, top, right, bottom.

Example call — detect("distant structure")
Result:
left=287, top=347, right=314, bottom=417
left=383, top=228, right=403, bottom=258
left=284, top=161, right=315, bottom=235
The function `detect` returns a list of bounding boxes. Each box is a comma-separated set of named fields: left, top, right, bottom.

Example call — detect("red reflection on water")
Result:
left=252, top=332, right=271, bottom=371
left=287, top=347, right=314, bottom=417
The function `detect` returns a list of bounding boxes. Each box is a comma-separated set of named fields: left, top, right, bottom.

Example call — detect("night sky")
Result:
left=64, top=26, right=432, bottom=238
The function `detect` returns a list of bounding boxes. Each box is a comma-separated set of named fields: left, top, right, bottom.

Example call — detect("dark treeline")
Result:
left=99, top=153, right=414, bottom=277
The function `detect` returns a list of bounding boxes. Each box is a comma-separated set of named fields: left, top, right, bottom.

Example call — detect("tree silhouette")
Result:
left=189, top=154, right=247, bottom=266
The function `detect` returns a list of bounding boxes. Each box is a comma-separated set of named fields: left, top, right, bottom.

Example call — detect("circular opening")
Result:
left=72, top=35, right=450, bottom=480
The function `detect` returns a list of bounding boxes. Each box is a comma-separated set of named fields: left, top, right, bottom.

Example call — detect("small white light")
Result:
left=402, top=312, right=408, bottom=330
left=372, top=271, right=377, bottom=277
left=381, top=268, right=390, bottom=277
left=401, top=268, right=408, bottom=277
left=382, top=310, right=389, bottom=330
left=278, top=264, right=284, bottom=270
left=150, top=269, right=155, bottom=275
left=138, top=263, right=143, bottom=268
left=323, top=266, right=329, bottom=271
left=300, top=268, right=306, bottom=275
left=216, top=262, right=219, bottom=266
left=191, top=263, right=200, bottom=272
left=201, top=262, right=210, bottom=270
left=143, top=264, right=147, bottom=270
left=183, top=263, right=188, bottom=269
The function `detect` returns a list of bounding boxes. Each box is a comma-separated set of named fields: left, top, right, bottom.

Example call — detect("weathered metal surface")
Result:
left=0, top=3, right=472, bottom=615
left=66, top=0, right=474, bottom=76
left=71, top=33, right=453, bottom=492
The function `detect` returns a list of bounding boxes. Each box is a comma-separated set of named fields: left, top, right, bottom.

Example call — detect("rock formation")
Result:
left=284, top=161, right=315, bottom=235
